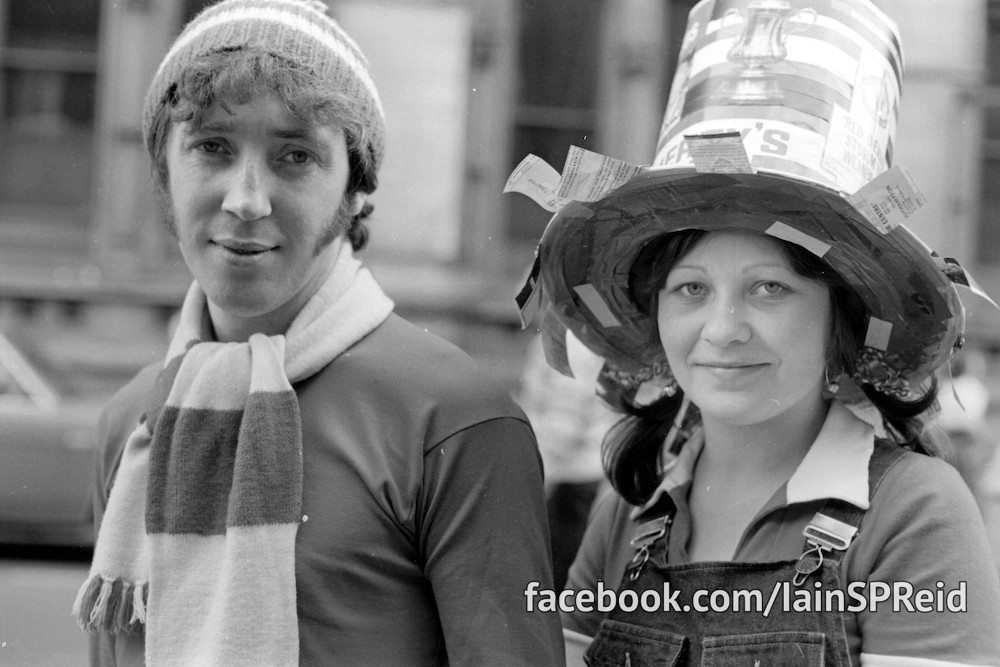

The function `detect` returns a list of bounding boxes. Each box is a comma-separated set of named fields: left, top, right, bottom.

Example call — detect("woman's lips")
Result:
left=695, top=362, right=768, bottom=378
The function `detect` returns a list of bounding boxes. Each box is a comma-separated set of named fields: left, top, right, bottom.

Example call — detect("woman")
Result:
left=561, top=222, right=999, bottom=665
left=507, top=0, right=1000, bottom=664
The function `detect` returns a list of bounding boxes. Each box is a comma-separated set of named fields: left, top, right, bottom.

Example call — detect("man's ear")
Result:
left=346, top=191, right=367, bottom=217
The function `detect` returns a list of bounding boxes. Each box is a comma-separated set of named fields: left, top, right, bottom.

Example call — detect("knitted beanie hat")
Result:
left=143, top=0, right=385, bottom=178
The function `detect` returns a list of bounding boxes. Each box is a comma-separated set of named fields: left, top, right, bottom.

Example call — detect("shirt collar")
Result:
left=785, top=400, right=874, bottom=509
left=634, top=400, right=875, bottom=519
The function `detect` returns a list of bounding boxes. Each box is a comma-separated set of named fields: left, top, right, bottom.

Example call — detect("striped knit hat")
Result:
left=143, top=0, right=385, bottom=177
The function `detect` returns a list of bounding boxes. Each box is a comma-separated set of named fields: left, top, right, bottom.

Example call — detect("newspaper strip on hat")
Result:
left=506, top=0, right=992, bottom=406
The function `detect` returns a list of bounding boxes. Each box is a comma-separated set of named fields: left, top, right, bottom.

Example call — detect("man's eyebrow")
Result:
left=192, top=120, right=234, bottom=134
left=274, top=128, right=315, bottom=141
left=185, top=123, right=315, bottom=140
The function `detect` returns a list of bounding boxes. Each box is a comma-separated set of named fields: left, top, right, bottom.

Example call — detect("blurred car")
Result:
left=0, top=330, right=102, bottom=547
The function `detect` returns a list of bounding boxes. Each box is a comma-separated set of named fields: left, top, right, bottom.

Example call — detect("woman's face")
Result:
left=657, top=230, right=832, bottom=429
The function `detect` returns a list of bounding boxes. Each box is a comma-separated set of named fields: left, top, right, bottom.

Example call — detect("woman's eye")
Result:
left=757, top=281, right=785, bottom=295
left=677, top=283, right=705, bottom=297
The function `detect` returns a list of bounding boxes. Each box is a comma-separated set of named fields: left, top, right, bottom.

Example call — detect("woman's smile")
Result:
left=657, top=230, right=831, bottom=429
left=693, top=361, right=770, bottom=387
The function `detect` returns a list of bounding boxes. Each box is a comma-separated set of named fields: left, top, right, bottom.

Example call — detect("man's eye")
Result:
left=197, top=140, right=225, bottom=154
left=281, top=150, right=312, bottom=164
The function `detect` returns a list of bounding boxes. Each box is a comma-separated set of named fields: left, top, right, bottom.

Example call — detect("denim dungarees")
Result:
left=585, top=441, right=905, bottom=667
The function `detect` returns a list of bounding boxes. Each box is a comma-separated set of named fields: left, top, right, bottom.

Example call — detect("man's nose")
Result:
left=701, top=296, right=751, bottom=346
left=221, top=157, right=272, bottom=221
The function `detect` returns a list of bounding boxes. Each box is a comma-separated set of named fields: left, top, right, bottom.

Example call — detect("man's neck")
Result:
left=208, top=305, right=293, bottom=342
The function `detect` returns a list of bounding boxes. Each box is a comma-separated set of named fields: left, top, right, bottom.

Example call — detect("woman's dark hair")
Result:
left=604, top=228, right=939, bottom=505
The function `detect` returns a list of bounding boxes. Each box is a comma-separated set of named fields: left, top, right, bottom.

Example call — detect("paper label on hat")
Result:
left=685, top=132, right=753, bottom=174
left=824, top=105, right=882, bottom=194
left=573, top=284, right=622, bottom=328
left=822, top=49, right=898, bottom=193
left=939, top=257, right=1000, bottom=310
left=515, top=254, right=543, bottom=328
left=765, top=222, right=831, bottom=258
left=557, top=146, right=645, bottom=201
left=504, top=147, right=644, bottom=212
left=541, top=310, right=573, bottom=377
left=503, top=155, right=568, bottom=213
left=656, top=121, right=833, bottom=187
left=864, top=317, right=893, bottom=352
left=847, top=165, right=927, bottom=234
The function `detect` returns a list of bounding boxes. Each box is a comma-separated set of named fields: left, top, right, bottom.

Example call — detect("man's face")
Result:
left=164, top=94, right=363, bottom=340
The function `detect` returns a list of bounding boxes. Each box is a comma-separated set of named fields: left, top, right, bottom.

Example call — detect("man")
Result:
left=73, top=1, right=563, bottom=665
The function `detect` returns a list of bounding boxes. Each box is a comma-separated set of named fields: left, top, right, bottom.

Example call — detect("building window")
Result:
left=507, top=0, right=603, bottom=247
left=506, top=0, right=699, bottom=251
left=0, top=0, right=100, bottom=230
left=980, top=0, right=1000, bottom=264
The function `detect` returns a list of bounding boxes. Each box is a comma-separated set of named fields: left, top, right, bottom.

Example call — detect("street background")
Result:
left=4, top=1, right=1000, bottom=665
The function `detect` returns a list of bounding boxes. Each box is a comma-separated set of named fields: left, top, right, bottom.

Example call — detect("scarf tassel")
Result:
left=73, top=574, right=147, bottom=635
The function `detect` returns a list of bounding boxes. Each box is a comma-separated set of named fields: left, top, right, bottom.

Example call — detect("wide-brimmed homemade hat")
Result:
left=508, top=0, right=982, bottom=404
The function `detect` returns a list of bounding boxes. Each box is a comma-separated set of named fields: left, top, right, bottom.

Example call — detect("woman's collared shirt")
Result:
left=563, top=402, right=1000, bottom=666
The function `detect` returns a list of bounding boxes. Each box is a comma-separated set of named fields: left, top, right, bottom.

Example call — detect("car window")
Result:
left=0, top=359, right=29, bottom=398
left=0, top=332, right=59, bottom=409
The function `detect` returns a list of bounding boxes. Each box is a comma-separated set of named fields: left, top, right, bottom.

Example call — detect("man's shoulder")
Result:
left=353, top=312, right=480, bottom=360
left=309, top=313, right=529, bottom=433
left=93, top=361, right=161, bottom=482
left=349, top=314, right=515, bottom=398
left=107, top=360, right=161, bottom=416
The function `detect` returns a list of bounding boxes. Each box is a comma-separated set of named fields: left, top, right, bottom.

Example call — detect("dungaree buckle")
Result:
left=627, top=515, right=671, bottom=581
left=803, top=513, right=858, bottom=552
left=793, top=512, right=859, bottom=586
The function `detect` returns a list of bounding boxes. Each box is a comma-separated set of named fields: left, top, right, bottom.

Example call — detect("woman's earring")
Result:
left=660, top=379, right=679, bottom=398
left=825, top=366, right=840, bottom=394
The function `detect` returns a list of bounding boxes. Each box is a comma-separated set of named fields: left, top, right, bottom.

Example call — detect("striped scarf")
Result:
left=74, top=244, right=393, bottom=666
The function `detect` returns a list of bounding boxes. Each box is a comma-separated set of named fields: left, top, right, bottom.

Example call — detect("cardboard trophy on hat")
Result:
left=506, top=0, right=990, bottom=407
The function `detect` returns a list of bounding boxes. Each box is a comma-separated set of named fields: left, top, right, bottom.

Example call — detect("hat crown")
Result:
left=656, top=0, right=903, bottom=196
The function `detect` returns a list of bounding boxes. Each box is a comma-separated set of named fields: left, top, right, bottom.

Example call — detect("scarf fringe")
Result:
left=73, top=574, right=147, bottom=635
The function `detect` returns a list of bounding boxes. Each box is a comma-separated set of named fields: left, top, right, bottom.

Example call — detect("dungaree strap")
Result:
left=794, top=440, right=908, bottom=583
left=627, top=494, right=676, bottom=581
left=626, top=438, right=909, bottom=582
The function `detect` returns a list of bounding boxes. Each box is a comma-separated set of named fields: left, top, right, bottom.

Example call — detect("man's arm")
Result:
left=418, top=417, right=565, bottom=666
left=85, top=366, right=158, bottom=667
left=87, top=403, right=126, bottom=667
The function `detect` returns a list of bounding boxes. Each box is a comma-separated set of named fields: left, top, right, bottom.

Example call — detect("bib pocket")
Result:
left=701, top=631, right=825, bottom=666
left=585, top=619, right=686, bottom=666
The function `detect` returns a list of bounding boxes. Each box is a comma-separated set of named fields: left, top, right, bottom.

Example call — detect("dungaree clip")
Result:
left=585, top=442, right=905, bottom=667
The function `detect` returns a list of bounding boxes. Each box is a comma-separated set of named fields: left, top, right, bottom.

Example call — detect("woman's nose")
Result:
left=221, top=157, right=272, bottom=221
left=701, top=297, right=751, bottom=346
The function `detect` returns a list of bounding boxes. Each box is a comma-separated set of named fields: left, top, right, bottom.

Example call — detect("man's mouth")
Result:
left=214, top=239, right=276, bottom=256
